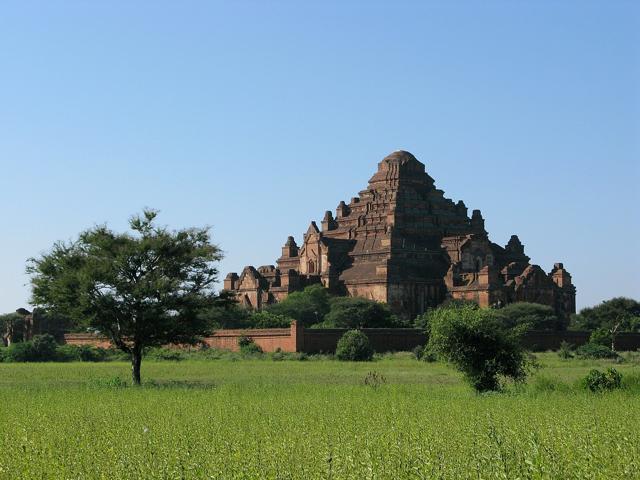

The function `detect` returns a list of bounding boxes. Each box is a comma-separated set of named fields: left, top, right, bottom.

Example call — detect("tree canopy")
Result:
left=316, top=296, right=401, bottom=329
left=570, top=297, right=640, bottom=332
left=266, top=284, right=331, bottom=327
left=494, top=302, right=563, bottom=331
left=27, top=209, right=223, bottom=384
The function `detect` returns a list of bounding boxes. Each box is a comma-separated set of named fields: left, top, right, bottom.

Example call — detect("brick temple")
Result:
left=224, top=151, right=576, bottom=319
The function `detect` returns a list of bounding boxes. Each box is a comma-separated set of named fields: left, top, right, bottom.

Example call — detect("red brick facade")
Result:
left=224, top=151, right=576, bottom=320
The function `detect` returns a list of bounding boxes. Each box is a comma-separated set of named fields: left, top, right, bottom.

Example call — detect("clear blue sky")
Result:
left=1, top=1, right=638, bottom=313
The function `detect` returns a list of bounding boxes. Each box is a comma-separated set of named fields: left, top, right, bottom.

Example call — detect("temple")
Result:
left=224, top=151, right=576, bottom=319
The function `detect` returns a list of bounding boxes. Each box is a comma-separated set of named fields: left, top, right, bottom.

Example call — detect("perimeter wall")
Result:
left=63, top=321, right=640, bottom=353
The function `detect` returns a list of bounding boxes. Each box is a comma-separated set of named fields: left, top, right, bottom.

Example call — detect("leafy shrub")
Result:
left=55, top=344, right=109, bottom=362
left=77, top=345, right=108, bottom=362
left=575, top=343, right=619, bottom=359
left=589, top=327, right=612, bottom=347
left=2, top=334, right=59, bottom=362
left=3, top=341, right=35, bottom=362
left=583, top=368, right=622, bottom=392
left=55, top=344, right=81, bottom=361
left=247, top=311, right=292, bottom=328
left=428, top=305, right=531, bottom=392
left=558, top=341, right=574, bottom=359
left=412, top=344, right=437, bottom=362
left=421, top=349, right=438, bottom=363
left=147, top=347, right=187, bottom=361
left=412, top=345, right=425, bottom=360
left=31, top=334, right=58, bottom=360
left=336, top=330, right=373, bottom=361
left=238, top=335, right=263, bottom=355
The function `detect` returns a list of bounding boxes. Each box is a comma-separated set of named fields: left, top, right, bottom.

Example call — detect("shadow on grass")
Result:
left=86, top=376, right=216, bottom=390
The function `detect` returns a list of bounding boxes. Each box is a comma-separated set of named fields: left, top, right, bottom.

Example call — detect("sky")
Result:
left=0, top=0, right=638, bottom=314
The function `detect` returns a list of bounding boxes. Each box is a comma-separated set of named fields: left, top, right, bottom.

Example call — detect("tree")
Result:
left=0, top=312, right=24, bottom=346
left=197, top=291, right=251, bottom=329
left=28, top=209, right=222, bottom=385
left=267, top=284, right=331, bottom=327
left=570, top=297, right=640, bottom=332
left=318, top=297, right=401, bottom=328
left=494, top=302, right=562, bottom=331
left=427, top=305, right=531, bottom=392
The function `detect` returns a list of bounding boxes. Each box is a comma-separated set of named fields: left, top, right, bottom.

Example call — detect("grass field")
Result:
left=0, top=353, right=639, bottom=479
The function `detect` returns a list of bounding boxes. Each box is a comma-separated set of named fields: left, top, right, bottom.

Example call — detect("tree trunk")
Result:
left=131, top=347, right=142, bottom=385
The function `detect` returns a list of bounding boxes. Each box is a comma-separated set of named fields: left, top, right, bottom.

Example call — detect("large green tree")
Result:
left=317, top=296, right=401, bottom=329
left=494, top=302, right=563, bottom=331
left=570, top=297, right=640, bottom=332
left=27, top=210, right=222, bottom=384
left=267, top=284, right=331, bottom=327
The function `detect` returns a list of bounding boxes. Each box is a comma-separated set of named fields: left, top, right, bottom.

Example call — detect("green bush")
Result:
left=589, top=327, right=612, bottom=347
left=335, top=330, right=373, bottom=361
left=147, top=347, right=187, bottom=361
left=77, top=345, right=108, bottom=362
left=412, top=345, right=424, bottom=360
left=575, top=343, right=618, bottom=359
left=428, top=305, right=531, bottom=392
left=583, top=368, right=622, bottom=392
left=558, top=341, right=574, bottom=359
left=3, top=342, right=34, bottom=362
left=247, top=311, right=292, bottom=328
left=55, top=344, right=81, bottom=361
left=32, top=334, right=58, bottom=360
left=412, top=345, right=437, bottom=362
left=2, top=334, right=59, bottom=362
left=238, top=335, right=263, bottom=356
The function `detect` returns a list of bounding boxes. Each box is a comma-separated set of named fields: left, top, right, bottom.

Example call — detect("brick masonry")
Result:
left=64, top=322, right=640, bottom=353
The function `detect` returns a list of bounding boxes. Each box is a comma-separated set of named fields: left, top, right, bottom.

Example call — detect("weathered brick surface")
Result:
left=225, top=151, right=577, bottom=320
left=65, top=325, right=640, bottom=353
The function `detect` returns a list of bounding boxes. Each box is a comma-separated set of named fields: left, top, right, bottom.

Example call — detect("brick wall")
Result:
left=63, top=324, right=640, bottom=353
left=302, top=328, right=427, bottom=354
left=63, top=333, right=112, bottom=349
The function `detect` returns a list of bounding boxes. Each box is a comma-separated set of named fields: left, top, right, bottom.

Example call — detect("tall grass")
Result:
left=0, top=354, right=638, bottom=479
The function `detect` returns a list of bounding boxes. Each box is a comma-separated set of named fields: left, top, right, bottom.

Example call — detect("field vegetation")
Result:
left=0, top=352, right=638, bottom=479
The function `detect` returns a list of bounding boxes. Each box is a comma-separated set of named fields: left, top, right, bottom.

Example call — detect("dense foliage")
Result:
left=316, top=296, right=400, bottom=328
left=335, top=330, right=373, bottom=361
left=0, top=312, right=24, bottom=345
left=237, top=335, right=264, bottom=355
left=27, top=209, right=223, bottom=384
left=575, top=342, right=619, bottom=359
left=583, top=368, right=623, bottom=392
left=428, top=305, right=531, bottom=392
left=570, top=297, right=640, bottom=332
left=494, top=302, right=564, bottom=331
left=266, top=284, right=331, bottom=327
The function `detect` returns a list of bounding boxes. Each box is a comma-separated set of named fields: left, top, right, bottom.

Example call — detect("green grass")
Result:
left=0, top=353, right=639, bottom=479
